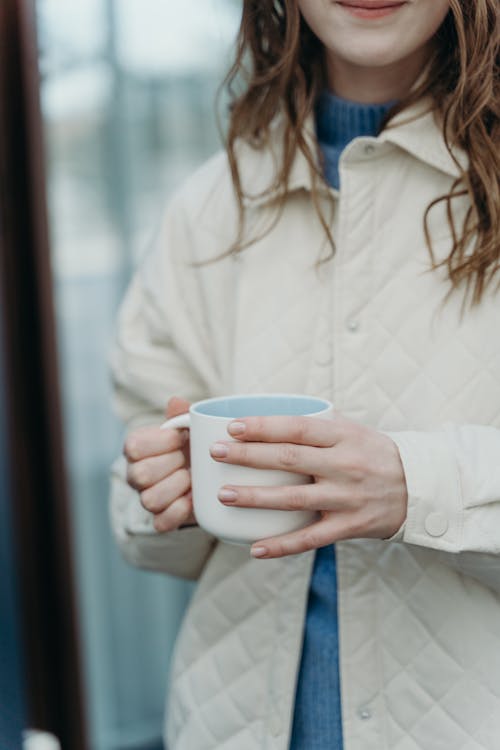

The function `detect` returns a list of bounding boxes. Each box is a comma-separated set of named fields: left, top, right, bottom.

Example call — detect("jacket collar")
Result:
left=379, top=98, right=469, bottom=178
left=238, top=97, right=468, bottom=208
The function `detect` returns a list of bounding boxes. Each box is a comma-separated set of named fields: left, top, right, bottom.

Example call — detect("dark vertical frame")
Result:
left=0, top=1, right=88, bottom=748
left=0, top=306, right=28, bottom=750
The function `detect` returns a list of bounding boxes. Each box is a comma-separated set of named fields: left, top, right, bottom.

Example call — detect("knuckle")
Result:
left=126, top=464, right=137, bottom=488
left=173, top=429, right=188, bottom=450
left=140, top=489, right=157, bottom=513
left=129, top=463, right=149, bottom=489
left=244, top=488, right=259, bottom=506
left=234, top=443, right=249, bottom=463
left=153, top=514, right=171, bottom=533
left=350, top=466, right=365, bottom=483
left=287, top=487, right=307, bottom=511
left=161, top=429, right=176, bottom=450
left=293, top=418, right=309, bottom=443
left=172, top=496, right=190, bottom=522
left=172, top=449, right=186, bottom=471
left=273, top=540, right=287, bottom=557
left=277, top=443, right=299, bottom=468
left=124, top=435, right=139, bottom=461
left=176, top=468, right=191, bottom=492
left=302, top=529, right=322, bottom=550
left=154, top=499, right=187, bottom=533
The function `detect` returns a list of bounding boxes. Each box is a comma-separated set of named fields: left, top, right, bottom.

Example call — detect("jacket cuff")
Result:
left=384, top=430, right=463, bottom=553
left=384, top=519, right=406, bottom=543
left=110, top=455, right=216, bottom=579
left=118, top=525, right=215, bottom=580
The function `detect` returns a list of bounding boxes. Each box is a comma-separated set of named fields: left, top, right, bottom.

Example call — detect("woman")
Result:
left=110, top=1, right=500, bottom=748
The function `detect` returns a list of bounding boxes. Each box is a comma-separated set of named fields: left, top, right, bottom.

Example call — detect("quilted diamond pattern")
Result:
left=164, top=153, right=500, bottom=746
left=112, top=131, right=500, bottom=749
left=166, top=544, right=314, bottom=749
left=374, top=544, right=500, bottom=749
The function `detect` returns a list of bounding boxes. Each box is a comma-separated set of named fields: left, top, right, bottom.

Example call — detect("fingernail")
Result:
left=228, top=421, right=246, bottom=436
left=251, top=546, right=268, bottom=558
left=210, top=442, right=228, bottom=458
left=218, top=489, right=238, bottom=503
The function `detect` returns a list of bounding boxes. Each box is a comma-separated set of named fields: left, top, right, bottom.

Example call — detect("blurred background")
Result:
left=0, top=1, right=240, bottom=748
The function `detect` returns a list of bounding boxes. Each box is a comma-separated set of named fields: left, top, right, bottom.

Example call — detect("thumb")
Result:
left=166, top=396, right=191, bottom=420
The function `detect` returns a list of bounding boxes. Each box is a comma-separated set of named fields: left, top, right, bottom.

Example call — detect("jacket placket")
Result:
left=335, top=138, right=388, bottom=750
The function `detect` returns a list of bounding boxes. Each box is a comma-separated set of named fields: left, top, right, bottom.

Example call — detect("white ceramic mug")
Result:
left=161, top=393, right=333, bottom=545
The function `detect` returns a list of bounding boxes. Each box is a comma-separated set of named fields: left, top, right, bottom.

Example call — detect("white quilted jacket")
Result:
left=110, top=100, right=500, bottom=750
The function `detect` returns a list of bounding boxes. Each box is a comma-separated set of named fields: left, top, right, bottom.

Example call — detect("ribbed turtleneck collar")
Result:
left=315, top=91, right=396, bottom=190
left=315, top=90, right=395, bottom=147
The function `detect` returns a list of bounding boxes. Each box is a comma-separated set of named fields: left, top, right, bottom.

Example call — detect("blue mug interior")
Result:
left=193, top=395, right=330, bottom=418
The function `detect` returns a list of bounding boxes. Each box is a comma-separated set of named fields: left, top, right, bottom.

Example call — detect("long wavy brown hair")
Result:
left=223, top=0, right=499, bottom=305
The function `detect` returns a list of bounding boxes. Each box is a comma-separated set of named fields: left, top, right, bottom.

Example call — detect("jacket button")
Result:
left=346, top=317, right=359, bottom=332
left=424, top=512, right=448, bottom=537
left=364, top=144, right=376, bottom=156
left=357, top=705, right=372, bottom=720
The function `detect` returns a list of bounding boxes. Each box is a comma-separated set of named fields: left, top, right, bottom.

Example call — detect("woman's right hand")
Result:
left=124, top=396, right=196, bottom=532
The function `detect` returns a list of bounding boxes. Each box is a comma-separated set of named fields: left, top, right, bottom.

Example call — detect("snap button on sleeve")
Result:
left=363, top=143, right=376, bottom=156
left=346, top=317, right=359, bottom=332
left=357, top=705, right=372, bottom=720
left=424, top=512, right=449, bottom=537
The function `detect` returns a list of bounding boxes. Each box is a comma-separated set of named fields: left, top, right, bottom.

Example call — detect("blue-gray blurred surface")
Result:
left=0, top=300, right=28, bottom=750
left=36, top=2, right=240, bottom=748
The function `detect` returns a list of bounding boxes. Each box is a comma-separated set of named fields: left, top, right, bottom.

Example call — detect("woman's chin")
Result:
left=326, top=41, right=411, bottom=71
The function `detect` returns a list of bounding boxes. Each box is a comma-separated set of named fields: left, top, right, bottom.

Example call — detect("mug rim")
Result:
left=190, top=393, right=333, bottom=419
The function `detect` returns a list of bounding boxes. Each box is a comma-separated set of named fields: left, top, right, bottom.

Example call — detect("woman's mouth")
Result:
left=336, top=1, right=407, bottom=20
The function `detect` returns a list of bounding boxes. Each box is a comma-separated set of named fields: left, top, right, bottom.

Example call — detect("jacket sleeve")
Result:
left=110, top=453, right=215, bottom=580
left=386, top=424, right=500, bottom=593
left=109, top=191, right=221, bottom=580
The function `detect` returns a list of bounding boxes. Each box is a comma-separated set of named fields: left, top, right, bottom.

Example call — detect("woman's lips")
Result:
left=337, top=2, right=407, bottom=20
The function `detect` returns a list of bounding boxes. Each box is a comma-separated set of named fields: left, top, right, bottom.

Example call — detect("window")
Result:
left=37, top=2, right=240, bottom=747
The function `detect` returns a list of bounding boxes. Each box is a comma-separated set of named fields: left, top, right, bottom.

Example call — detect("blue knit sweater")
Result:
left=288, top=91, right=393, bottom=750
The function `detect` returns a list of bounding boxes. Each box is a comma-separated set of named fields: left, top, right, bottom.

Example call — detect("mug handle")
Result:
left=160, top=413, right=191, bottom=431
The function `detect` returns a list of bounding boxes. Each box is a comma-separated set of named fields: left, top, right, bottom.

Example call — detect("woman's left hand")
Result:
left=210, top=413, right=408, bottom=558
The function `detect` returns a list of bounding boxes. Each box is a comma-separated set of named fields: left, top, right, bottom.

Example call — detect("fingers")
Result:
left=226, top=415, right=343, bottom=447
left=218, top=482, right=332, bottom=512
left=124, top=397, right=193, bottom=535
left=153, top=493, right=195, bottom=533
left=166, top=396, right=191, bottom=419
left=124, top=425, right=187, bottom=462
left=250, top=518, right=338, bottom=559
left=209, top=439, right=326, bottom=475
left=140, top=468, right=191, bottom=514
left=127, top=450, right=186, bottom=491
left=249, top=511, right=364, bottom=558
